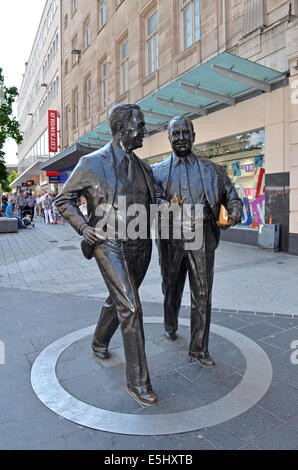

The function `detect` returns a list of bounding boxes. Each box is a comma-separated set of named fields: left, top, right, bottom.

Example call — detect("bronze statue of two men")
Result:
left=55, top=104, right=243, bottom=407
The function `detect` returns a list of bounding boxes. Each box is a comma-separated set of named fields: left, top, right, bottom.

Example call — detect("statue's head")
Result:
left=109, top=104, right=147, bottom=151
left=168, top=116, right=195, bottom=158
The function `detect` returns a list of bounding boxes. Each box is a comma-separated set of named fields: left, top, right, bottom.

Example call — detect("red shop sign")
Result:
left=48, top=110, right=58, bottom=153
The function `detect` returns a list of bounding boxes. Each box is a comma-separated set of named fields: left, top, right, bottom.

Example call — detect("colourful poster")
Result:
left=241, top=197, right=253, bottom=226
left=255, top=155, right=264, bottom=168
left=232, top=161, right=241, bottom=177
left=255, top=168, right=265, bottom=199
left=251, top=194, right=265, bottom=225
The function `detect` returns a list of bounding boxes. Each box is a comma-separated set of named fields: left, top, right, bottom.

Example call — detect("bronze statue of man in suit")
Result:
left=55, top=104, right=157, bottom=406
left=153, top=116, right=243, bottom=368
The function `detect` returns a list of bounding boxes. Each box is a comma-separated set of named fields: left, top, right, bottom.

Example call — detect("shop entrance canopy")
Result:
left=78, top=52, right=288, bottom=147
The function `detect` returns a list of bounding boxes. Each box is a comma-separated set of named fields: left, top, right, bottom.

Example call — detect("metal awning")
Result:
left=40, top=142, right=99, bottom=172
left=78, top=52, right=288, bottom=146
left=11, top=158, right=49, bottom=186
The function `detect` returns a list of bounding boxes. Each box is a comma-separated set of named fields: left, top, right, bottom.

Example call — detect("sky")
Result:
left=1, top=0, right=47, bottom=165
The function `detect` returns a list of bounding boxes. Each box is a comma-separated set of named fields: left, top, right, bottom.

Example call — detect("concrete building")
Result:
left=14, top=0, right=62, bottom=193
left=36, top=0, right=298, bottom=254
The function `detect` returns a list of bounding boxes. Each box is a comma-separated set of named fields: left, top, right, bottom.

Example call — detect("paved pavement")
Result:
left=0, top=220, right=298, bottom=450
left=0, top=219, right=298, bottom=315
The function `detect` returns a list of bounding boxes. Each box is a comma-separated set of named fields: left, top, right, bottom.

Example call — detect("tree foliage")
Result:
left=0, top=67, right=23, bottom=192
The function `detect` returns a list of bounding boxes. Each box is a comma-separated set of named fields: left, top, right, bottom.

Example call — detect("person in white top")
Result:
left=43, top=195, right=54, bottom=224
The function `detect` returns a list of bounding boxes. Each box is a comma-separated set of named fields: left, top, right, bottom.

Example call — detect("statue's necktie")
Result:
left=125, top=153, right=134, bottom=181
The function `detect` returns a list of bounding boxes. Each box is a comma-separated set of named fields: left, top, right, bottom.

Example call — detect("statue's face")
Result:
left=121, top=109, right=147, bottom=151
left=169, top=119, right=195, bottom=158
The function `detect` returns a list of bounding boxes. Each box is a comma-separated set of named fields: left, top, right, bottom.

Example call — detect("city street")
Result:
left=0, top=222, right=298, bottom=450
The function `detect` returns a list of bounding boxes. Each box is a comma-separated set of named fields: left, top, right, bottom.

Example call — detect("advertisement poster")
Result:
left=251, top=194, right=265, bottom=225
left=241, top=197, right=253, bottom=226
left=255, top=168, right=265, bottom=199
left=255, top=155, right=264, bottom=168
left=232, top=161, right=241, bottom=177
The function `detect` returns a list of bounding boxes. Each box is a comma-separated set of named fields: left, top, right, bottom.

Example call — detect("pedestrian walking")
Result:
left=43, top=195, right=54, bottom=224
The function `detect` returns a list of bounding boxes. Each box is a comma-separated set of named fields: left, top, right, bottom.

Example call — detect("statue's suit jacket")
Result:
left=55, top=142, right=156, bottom=240
left=152, top=152, right=243, bottom=249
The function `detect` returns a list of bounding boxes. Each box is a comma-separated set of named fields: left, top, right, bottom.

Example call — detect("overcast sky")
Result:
left=1, top=0, right=47, bottom=165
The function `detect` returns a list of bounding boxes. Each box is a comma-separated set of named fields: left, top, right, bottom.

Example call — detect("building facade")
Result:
left=15, top=0, right=62, bottom=193
left=19, top=0, right=298, bottom=254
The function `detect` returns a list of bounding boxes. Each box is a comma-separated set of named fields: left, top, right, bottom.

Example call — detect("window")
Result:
left=73, top=88, right=79, bottom=128
left=182, top=0, right=200, bottom=50
left=65, top=59, right=68, bottom=76
left=146, top=11, right=158, bottom=75
left=99, top=0, right=107, bottom=28
left=102, top=61, right=108, bottom=108
left=64, top=14, right=68, bottom=30
left=84, top=18, right=91, bottom=48
left=86, top=76, right=92, bottom=120
left=121, top=39, right=129, bottom=94
left=72, top=0, right=77, bottom=15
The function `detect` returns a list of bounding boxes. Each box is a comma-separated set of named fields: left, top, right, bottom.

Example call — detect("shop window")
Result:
left=195, top=130, right=265, bottom=229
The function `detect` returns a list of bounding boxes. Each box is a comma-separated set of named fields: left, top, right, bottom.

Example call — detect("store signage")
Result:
left=241, top=197, right=253, bottom=226
left=48, top=110, right=58, bottom=153
left=48, top=171, right=70, bottom=184
left=251, top=194, right=265, bottom=225
left=241, top=163, right=254, bottom=173
left=48, top=176, right=60, bottom=183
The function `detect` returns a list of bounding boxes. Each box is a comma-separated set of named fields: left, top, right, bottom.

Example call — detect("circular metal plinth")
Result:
left=31, top=317, right=273, bottom=436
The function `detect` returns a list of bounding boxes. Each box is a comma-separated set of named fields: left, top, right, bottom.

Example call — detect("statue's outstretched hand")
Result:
left=216, top=215, right=238, bottom=230
left=169, top=193, right=186, bottom=207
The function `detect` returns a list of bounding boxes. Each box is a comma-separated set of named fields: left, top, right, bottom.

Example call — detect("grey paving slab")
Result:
left=200, top=405, right=283, bottom=450
left=255, top=340, right=287, bottom=359
left=236, top=322, right=285, bottom=341
left=267, top=350, right=298, bottom=387
left=261, top=327, right=298, bottom=350
left=255, top=416, right=298, bottom=450
left=258, top=382, right=298, bottom=422
left=176, top=359, right=240, bottom=388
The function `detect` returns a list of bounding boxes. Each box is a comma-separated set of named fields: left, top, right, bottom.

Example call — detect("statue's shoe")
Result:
left=189, top=353, right=216, bottom=368
left=164, top=331, right=177, bottom=341
left=93, top=348, right=109, bottom=360
left=128, top=385, right=158, bottom=406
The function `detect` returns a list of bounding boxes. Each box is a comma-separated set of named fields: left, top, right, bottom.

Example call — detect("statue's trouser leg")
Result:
left=157, top=239, right=187, bottom=335
left=93, top=239, right=152, bottom=390
left=187, top=224, right=216, bottom=358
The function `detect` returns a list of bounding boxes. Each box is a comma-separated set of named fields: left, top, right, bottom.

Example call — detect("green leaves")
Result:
left=0, top=67, right=23, bottom=192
